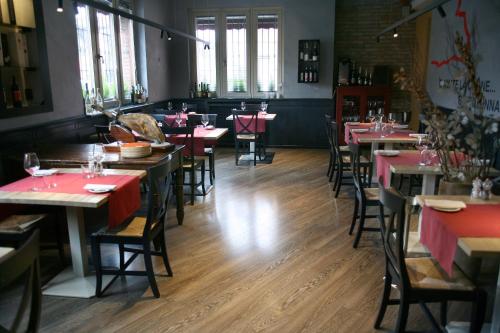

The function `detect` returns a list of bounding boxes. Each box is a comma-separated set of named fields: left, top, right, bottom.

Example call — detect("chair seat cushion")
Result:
left=96, top=217, right=157, bottom=237
left=341, top=155, right=369, bottom=164
left=0, top=214, right=46, bottom=234
left=339, top=145, right=350, bottom=152
left=364, top=187, right=380, bottom=201
left=406, top=257, right=475, bottom=291
left=237, top=134, right=257, bottom=140
left=183, top=157, right=205, bottom=169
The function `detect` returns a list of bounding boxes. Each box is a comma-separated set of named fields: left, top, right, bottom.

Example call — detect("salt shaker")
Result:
left=482, top=178, right=493, bottom=200
left=471, top=177, right=482, bottom=199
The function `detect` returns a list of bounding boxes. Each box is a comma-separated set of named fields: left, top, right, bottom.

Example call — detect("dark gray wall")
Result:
left=0, top=0, right=172, bottom=133
left=167, top=0, right=336, bottom=99
left=426, top=0, right=500, bottom=116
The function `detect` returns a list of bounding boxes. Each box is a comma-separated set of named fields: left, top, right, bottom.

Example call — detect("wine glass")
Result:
left=175, top=112, right=183, bottom=127
left=93, top=143, right=105, bottom=176
left=201, top=114, right=209, bottom=128
left=366, top=110, right=375, bottom=123
left=167, top=101, right=173, bottom=111
left=387, top=113, right=396, bottom=133
left=415, top=135, right=429, bottom=166
left=181, top=102, right=188, bottom=113
left=260, top=102, right=268, bottom=113
left=240, top=101, right=246, bottom=111
left=24, top=153, right=44, bottom=191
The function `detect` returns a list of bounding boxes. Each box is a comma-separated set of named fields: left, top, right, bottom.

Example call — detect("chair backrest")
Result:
left=161, top=126, right=198, bottom=159
left=232, top=110, right=259, bottom=135
left=142, top=159, right=173, bottom=238
left=330, top=121, right=342, bottom=155
left=348, top=142, right=365, bottom=197
left=378, top=184, right=409, bottom=288
left=109, top=124, right=136, bottom=143
left=324, top=114, right=334, bottom=150
left=94, top=125, right=112, bottom=144
left=0, top=230, right=41, bottom=333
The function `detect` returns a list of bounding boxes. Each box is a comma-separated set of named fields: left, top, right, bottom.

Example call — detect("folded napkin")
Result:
left=33, top=169, right=58, bottom=177
left=409, top=133, right=428, bottom=138
left=374, top=150, right=400, bottom=156
left=425, top=199, right=467, bottom=210
left=84, top=184, right=117, bottom=192
left=351, top=128, right=369, bottom=133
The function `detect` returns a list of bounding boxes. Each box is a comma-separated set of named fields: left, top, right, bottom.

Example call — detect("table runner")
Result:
left=0, top=173, right=141, bottom=228
left=344, top=123, right=374, bottom=144
left=351, top=130, right=414, bottom=144
left=420, top=204, right=500, bottom=276
left=233, top=112, right=266, bottom=134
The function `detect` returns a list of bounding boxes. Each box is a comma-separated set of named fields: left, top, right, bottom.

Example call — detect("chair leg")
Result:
left=235, top=142, right=239, bottom=166
left=209, top=153, right=214, bottom=185
left=374, top=272, right=392, bottom=329
left=143, top=242, right=160, bottom=298
left=159, top=231, right=173, bottom=276
left=349, top=196, right=359, bottom=235
left=327, top=153, right=332, bottom=177
left=395, top=295, right=409, bottom=333
left=254, top=141, right=257, bottom=166
left=470, top=290, right=487, bottom=333
left=440, top=301, right=447, bottom=328
left=91, top=236, right=103, bottom=297
left=201, top=161, right=206, bottom=196
left=333, top=163, right=340, bottom=194
left=335, top=168, right=343, bottom=198
left=211, top=148, right=216, bottom=179
left=119, top=243, right=125, bottom=272
left=190, top=168, right=195, bottom=205
left=353, top=203, right=366, bottom=248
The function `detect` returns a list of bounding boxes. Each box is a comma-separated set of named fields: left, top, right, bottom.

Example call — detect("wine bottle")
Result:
left=304, top=42, right=309, bottom=61
left=309, top=67, right=314, bottom=82
left=299, top=69, right=304, bottom=82
left=357, top=66, right=363, bottom=85
left=313, top=68, right=318, bottom=82
left=11, top=76, right=22, bottom=108
left=369, top=72, right=373, bottom=86
left=299, top=44, right=304, bottom=60
left=350, top=62, right=357, bottom=85
left=364, top=69, right=368, bottom=86
left=95, top=88, right=104, bottom=111
left=84, top=83, right=92, bottom=114
left=312, top=43, right=318, bottom=61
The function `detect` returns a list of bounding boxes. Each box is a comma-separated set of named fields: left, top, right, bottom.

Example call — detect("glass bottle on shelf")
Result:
left=304, top=42, right=309, bottom=61
left=84, top=83, right=92, bottom=115
left=357, top=66, right=363, bottom=86
left=350, top=62, right=357, bottom=85
left=299, top=43, right=304, bottom=60
left=95, top=88, right=104, bottom=112
left=304, top=66, right=309, bottom=82
left=312, top=43, right=318, bottom=61
left=364, top=69, right=368, bottom=86
left=299, top=68, right=304, bottom=82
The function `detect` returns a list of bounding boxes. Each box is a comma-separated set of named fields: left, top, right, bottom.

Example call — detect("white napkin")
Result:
left=84, top=184, right=117, bottom=192
left=351, top=128, right=369, bottom=133
left=374, top=150, right=400, bottom=156
left=205, top=125, right=215, bottom=130
left=409, top=133, right=427, bottom=138
left=425, top=199, right=467, bottom=210
left=346, top=121, right=360, bottom=125
left=33, top=169, right=58, bottom=177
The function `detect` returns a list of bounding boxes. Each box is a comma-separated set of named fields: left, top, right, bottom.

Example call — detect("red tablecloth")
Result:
left=420, top=204, right=500, bottom=276
left=166, top=127, right=214, bottom=157
left=351, top=130, right=414, bottom=144
left=344, top=123, right=374, bottom=144
left=233, top=112, right=266, bottom=134
left=0, top=173, right=141, bottom=228
left=376, top=151, right=439, bottom=187
left=164, top=114, right=187, bottom=127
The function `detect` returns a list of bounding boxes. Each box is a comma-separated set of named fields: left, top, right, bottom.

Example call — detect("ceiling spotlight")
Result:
left=437, top=5, right=446, bottom=18
left=204, top=44, right=210, bottom=50
left=167, top=32, right=172, bottom=41
left=161, top=30, right=164, bottom=39
left=393, top=28, right=398, bottom=38
left=57, top=0, right=63, bottom=12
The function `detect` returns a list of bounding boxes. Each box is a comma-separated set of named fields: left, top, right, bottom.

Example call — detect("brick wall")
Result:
left=334, top=0, right=416, bottom=113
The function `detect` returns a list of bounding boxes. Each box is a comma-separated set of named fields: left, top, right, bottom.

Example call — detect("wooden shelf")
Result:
left=0, top=65, right=37, bottom=71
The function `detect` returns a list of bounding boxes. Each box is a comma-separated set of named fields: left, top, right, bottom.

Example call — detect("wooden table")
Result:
left=416, top=195, right=500, bottom=333
left=5, top=144, right=185, bottom=225
left=0, top=246, right=14, bottom=260
left=0, top=168, right=146, bottom=298
left=196, top=128, right=228, bottom=141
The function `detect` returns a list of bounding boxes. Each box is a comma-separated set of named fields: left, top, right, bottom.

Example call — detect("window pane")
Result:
left=195, top=16, right=216, bottom=92
left=119, top=16, right=136, bottom=100
left=226, top=15, right=247, bottom=93
left=96, top=10, right=119, bottom=101
left=75, top=5, right=95, bottom=94
left=257, top=14, right=278, bottom=92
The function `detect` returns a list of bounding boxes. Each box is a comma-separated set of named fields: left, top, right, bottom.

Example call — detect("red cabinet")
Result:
left=335, top=86, right=391, bottom=144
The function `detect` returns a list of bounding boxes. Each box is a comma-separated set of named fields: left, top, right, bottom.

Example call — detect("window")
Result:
left=192, top=8, right=282, bottom=98
left=75, top=0, right=136, bottom=110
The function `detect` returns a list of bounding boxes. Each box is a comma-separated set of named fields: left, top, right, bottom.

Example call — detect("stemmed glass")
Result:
left=241, top=101, right=246, bottom=111
left=175, top=112, right=183, bottom=127
left=260, top=102, right=268, bottom=113
left=201, top=114, right=209, bottom=128
left=415, top=135, right=429, bottom=166
left=387, top=113, right=396, bottom=133
left=24, top=153, right=44, bottom=191
left=93, top=143, right=105, bottom=176
left=167, top=101, right=173, bottom=111
left=366, top=110, right=375, bottom=123
left=181, top=102, right=188, bottom=113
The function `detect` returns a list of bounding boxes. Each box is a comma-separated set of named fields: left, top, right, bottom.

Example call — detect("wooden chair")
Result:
left=375, top=185, right=487, bottom=332
left=0, top=230, right=41, bottom=333
left=90, top=159, right=174, bottom=298
left=162, top=126, right=206, bottom=204
left=325, top=114, right=344, bottom=182
left=204, top=114, right=218, bottom=185
left=348, top=142, right=380, bottom=248
left=232, top=110, right=266, bottom=166
left=109, top=124, right=136, bottom=143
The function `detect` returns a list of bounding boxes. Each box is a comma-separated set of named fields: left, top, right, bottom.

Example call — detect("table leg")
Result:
left=238, top=142, right=256, bottom=162
left=176, top=169, right=184, bottom=225
left=370, top=142, right=379, bottom=184
left=42, top=206, right=113, bottom=298
left=421, top=174, right=437, bottom=195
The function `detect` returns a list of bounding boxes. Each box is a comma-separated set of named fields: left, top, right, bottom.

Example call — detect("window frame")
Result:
left=76, top=0, right=136, bottom=110
left=190, top=7, right=283, bottom=99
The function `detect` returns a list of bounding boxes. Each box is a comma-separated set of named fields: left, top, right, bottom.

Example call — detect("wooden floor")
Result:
left=39, top=148, right=469, bottom=332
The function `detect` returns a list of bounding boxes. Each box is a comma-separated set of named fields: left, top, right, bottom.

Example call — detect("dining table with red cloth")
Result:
left=165, top=127, right=217, bottom=157
left=375, top=151, right=438, bottom=187
left=0, top=173, right=141, bottom=228
left=420, top=204, right=500, bottom=276
left=164, top=113, right=188, bottom=127
left=344, top=122, right=374, bottom=143
left=350, top=130, right=414, bottom=144
left=234, top=112, right=267, bottom=134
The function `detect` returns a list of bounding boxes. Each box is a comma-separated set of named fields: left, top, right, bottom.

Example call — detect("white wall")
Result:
left=168, top=0, right=336, bottom=99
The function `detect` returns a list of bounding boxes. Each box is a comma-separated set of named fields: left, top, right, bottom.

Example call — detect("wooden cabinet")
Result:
left=335, top=86, right=391, bottom=144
